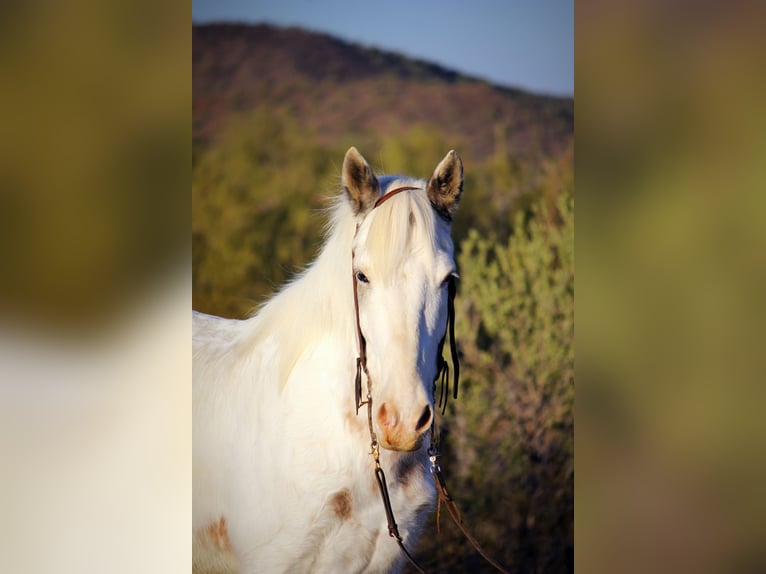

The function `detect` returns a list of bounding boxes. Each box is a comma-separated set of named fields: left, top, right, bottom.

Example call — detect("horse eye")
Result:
left=356, top=271, right=369, bottom=284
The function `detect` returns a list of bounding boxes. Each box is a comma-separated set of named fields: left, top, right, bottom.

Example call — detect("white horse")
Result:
left=193, top=147, right=463, bottom=573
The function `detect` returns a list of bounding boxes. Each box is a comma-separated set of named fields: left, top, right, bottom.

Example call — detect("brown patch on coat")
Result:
left=196, top=516, right=233, bottom=552
left=331, top=488, right=353, bottom=520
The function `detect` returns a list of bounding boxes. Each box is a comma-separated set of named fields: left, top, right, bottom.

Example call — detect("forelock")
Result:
left=363, top=186, right=439, bottom=281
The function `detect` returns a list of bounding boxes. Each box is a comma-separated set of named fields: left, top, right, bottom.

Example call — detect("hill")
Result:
left=192, top=23, right=572, bottom=162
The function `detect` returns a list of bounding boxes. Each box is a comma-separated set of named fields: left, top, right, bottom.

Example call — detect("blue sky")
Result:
left=192, top=1, right=573, bottom=97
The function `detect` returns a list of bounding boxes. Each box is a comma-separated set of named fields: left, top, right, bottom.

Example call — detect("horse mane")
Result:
left=363, top=177, right=439, bottom=284
left=235, top=177, right=435, bottom=390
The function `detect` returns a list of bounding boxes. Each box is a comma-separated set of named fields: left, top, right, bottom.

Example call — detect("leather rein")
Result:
left=351, top=186, right=509, bottom=574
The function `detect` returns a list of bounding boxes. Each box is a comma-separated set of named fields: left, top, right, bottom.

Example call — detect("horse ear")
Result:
left=342, top=147, right=380, bottom=216
left=427, top=150, right=463, bottom=220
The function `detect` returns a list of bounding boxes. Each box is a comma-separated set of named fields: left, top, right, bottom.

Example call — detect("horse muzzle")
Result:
left=376, top=402, right=433, bottom=452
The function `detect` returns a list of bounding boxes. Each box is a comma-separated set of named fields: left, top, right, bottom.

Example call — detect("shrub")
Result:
left=418, top=190, right=573, bottom=573
left=192, top=108, right=335, bottom=317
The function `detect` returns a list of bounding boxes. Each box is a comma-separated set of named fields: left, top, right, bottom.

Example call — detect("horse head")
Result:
left=343, top=146, right=463, bottom=452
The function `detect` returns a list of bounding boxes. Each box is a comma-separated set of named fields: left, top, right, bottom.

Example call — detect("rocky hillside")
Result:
left=192, top=23, right=572, bottom=163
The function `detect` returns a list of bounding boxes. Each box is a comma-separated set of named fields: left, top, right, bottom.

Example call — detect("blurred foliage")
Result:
left=192, top=108, right=336, bottom=316
left=576, top=2, right=766, bottom=573
left=192, top=105, right=574, bottom=572
left=0, top=0, right=188, bottom=333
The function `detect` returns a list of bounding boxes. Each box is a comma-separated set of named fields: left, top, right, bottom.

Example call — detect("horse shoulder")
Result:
left=193, top=312, right=263, bottom=540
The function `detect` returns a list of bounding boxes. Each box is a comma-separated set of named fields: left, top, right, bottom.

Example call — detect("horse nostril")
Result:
left=415, top=405, right=432, bottom=432
left=377, top=403, right=398, bottom=428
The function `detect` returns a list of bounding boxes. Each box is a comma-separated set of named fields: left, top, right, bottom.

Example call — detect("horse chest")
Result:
left=306, top=451, right=435, bottom=573
left=213, top=419, right=436, bottom=573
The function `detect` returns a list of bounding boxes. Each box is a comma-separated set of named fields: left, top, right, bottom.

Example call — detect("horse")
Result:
left=193, top=146, right=463, bottom=573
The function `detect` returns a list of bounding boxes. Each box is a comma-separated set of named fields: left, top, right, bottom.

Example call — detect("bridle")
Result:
left=349, top=185, right=508, bottom=574
left=350, top=186, right=460, bottom=573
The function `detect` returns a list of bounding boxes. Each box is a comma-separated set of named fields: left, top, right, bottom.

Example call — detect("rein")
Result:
left=351, top=187, right=509, bottom=574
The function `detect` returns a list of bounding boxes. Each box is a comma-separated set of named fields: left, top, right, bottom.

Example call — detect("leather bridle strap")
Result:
left=431, top=465, right=511, bottom=574
left=352, top=268, right=367, bottom=415
left=373, top=185, right=421, bottom=209
left=434, top=276, right=459, bottom=415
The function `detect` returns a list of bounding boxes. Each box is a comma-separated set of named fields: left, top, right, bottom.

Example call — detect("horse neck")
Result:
left=296, top=210, right=357, bottom=344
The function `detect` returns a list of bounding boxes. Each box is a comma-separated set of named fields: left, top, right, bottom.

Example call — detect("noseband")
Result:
left=351, top=186, right=459, bottom=417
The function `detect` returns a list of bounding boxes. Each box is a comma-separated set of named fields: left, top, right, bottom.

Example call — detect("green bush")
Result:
left=416, top=190, right=574, bottom=573
left=192, top=108, right=336, bottom=317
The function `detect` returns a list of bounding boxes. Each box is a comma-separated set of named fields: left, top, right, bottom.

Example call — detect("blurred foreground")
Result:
left=0, top=1, right=189, bottom=572
left=0, top=273, right=190, bottom=573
